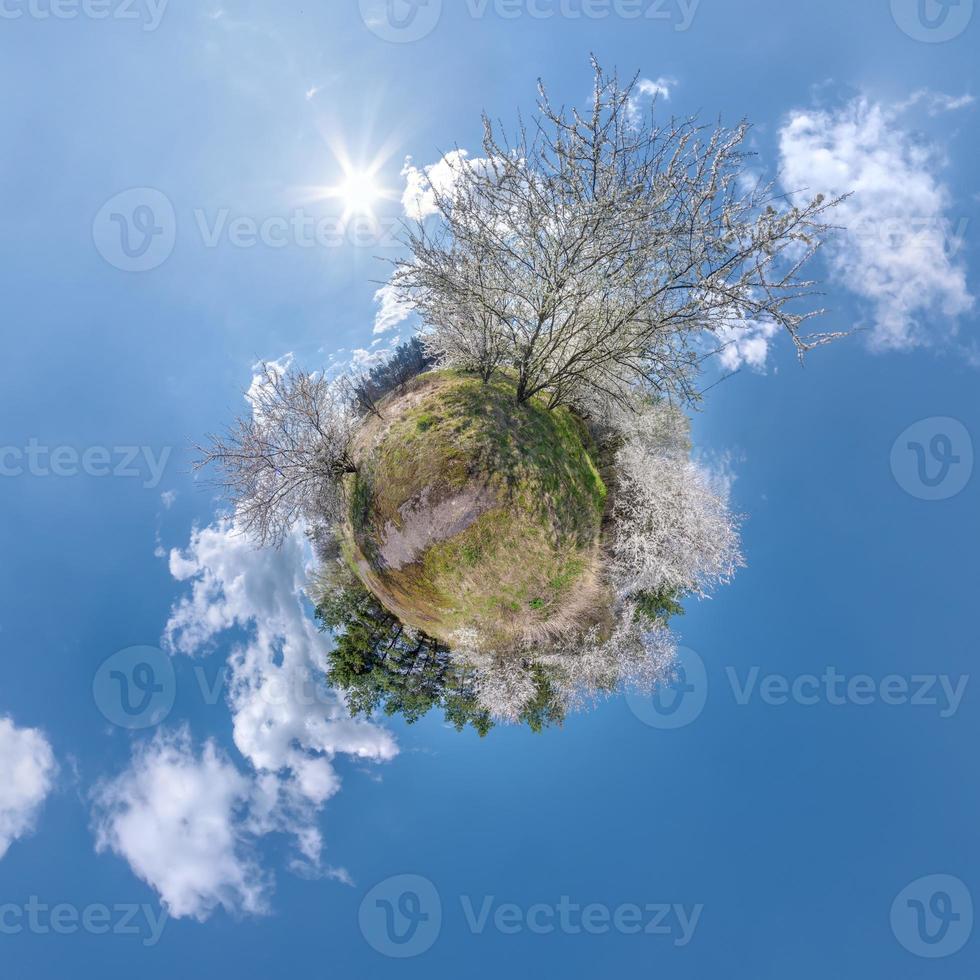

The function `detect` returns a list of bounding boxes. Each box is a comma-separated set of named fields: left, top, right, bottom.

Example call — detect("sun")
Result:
left=309, top=139, right=400, bottom=223
left=336, top=171, right=382, bottom=216
left=317, top=157, right=393, bottom=222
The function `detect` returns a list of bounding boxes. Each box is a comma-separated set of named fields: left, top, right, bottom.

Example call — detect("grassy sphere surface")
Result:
left=343, top=370, right=608, bottom=650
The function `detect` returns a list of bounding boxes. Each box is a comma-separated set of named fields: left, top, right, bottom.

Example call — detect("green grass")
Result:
left=349, top=472, right=373, bottom=533
left=345, top=370, right=609, bottom=648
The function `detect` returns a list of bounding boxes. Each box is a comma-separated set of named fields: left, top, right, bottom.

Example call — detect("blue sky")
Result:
left=1, top=0, right=978, bottom=975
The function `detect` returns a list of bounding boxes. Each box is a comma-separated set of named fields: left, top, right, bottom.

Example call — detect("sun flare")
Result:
left=336, top=171, right=382, bottom=216
left=316, top=155, right=394, bottom=222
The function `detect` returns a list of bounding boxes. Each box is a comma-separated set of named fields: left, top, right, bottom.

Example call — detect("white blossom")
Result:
left=611, top=436, right=743, bottom=600
left=391, top=58, right=844, bottom=411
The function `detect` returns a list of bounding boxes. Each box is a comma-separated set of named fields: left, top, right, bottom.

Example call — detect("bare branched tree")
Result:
left=196, top=362, right=359, bottom=547
left=407, top=247, right=511, bottom=383
left=392, top=57, right=846, bottom=411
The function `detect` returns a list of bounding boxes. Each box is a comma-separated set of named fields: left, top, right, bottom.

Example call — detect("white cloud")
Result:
left=629, top=76, right=676, bottom=123
left=245, top=353, right=294, bottom=418
left=93, top=729, right=267, bottom=921
left=779, top=94, right=974, bottom=351
left=372, top=281, right=415, bottom=335
left=350, top=346, right=391, bottom=371
left=693, top=448, right=744, bottom=505
left=160, top=490, right=177, bottom=510
left=714, top=319, right=780, bottom=372
left=162, top=517, right=397, bottom=882
left=637, top=77, right=675, bottom=100
left=0, top=717, right=56, bottom=860
left=400, top=149, right=491, bottom=221
left=99, top=388, right=400, bottom=919
left=896, top=89, right=976, bottom=116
